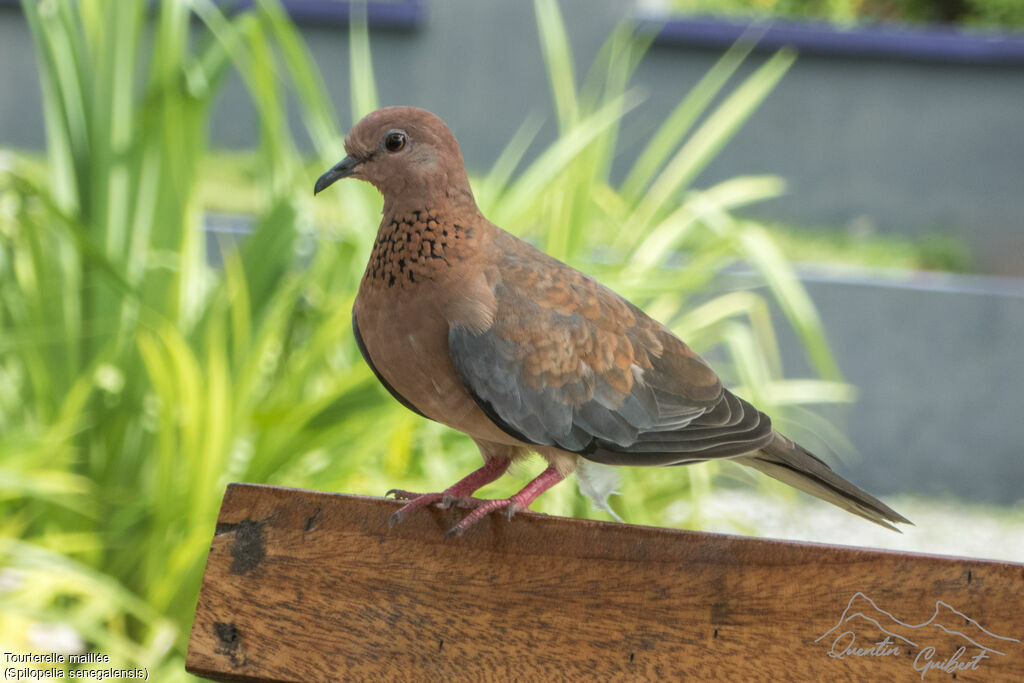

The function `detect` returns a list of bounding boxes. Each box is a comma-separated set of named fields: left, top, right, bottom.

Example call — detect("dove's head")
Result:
left=314, top=106, right=475, bottom=210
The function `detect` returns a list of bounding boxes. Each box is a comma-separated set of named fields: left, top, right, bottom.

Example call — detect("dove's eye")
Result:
left=384, top=131, right=406, bottom=152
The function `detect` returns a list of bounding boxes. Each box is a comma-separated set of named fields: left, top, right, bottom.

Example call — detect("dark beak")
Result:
left=314, top=156, right=361, bottom=195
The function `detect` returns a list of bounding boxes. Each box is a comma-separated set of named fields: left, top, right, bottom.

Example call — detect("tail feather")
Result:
left=738, top=432, right=912, bottom=532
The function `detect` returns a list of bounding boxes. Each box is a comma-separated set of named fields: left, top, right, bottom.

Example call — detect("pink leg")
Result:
left=444, top=465, right=565, bottom=539
left=386, top=457, right=511, bottom=528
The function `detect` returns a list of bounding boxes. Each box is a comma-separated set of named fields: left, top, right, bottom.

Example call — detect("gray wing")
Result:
left=447, top=259, right=773, bottom=465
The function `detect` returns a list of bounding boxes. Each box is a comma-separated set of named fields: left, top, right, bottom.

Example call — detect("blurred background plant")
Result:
left=661, top=0, right=1024, bottom=29
left=1, top=0, right=855, bottom=678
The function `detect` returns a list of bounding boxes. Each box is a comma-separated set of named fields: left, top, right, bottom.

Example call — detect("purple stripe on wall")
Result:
left=636, top=14, right=1024, bottom=65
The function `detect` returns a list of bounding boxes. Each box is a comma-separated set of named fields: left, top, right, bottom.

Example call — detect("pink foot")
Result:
left=385, top=458, right=511, bottom=528
left=444, top=466, right=565, bottom=539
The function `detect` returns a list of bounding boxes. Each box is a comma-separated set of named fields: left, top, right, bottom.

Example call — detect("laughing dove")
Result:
left=314, top=106, right=910, bottom=537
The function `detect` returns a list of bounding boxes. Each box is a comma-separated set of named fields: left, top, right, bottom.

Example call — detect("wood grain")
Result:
left=186, top=483, right=1024, bottom=682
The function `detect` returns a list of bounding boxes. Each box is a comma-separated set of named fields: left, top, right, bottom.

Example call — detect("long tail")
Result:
left=738, top=432, right=912, bottom=532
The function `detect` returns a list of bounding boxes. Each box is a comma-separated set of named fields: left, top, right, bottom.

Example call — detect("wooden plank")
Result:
left=186, top=483, right=1024, bottom=682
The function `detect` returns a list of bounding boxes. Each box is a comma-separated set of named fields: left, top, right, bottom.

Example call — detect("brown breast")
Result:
left=353, top=209, right=520, bottom=446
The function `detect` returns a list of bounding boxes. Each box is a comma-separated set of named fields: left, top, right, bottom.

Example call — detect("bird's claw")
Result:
left=387, top=510, right=404, bottom=529
left=505, top=503, right=521, bottom=521
left=441, top=499, right=523, bottom=539
left=387, top=492, right=445, bottom=530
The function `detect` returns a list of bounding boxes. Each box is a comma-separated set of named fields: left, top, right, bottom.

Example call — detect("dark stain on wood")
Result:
left=214, top=518, right=267, bottom=575
left=213, top=622, right=244, bottom=667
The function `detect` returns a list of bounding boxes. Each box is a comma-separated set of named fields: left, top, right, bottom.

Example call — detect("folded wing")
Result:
left=448, top=252, right=774, bottom=465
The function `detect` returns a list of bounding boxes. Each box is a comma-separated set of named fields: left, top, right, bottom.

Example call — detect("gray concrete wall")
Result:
left=762, top=273, right=1024, bottom=505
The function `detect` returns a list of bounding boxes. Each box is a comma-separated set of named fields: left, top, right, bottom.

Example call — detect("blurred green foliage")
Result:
left=670, top=0, right=1024, bottom=29
left=1, top=0, right=852, bottom=678
left=761, top=222, right=973, bottom=272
